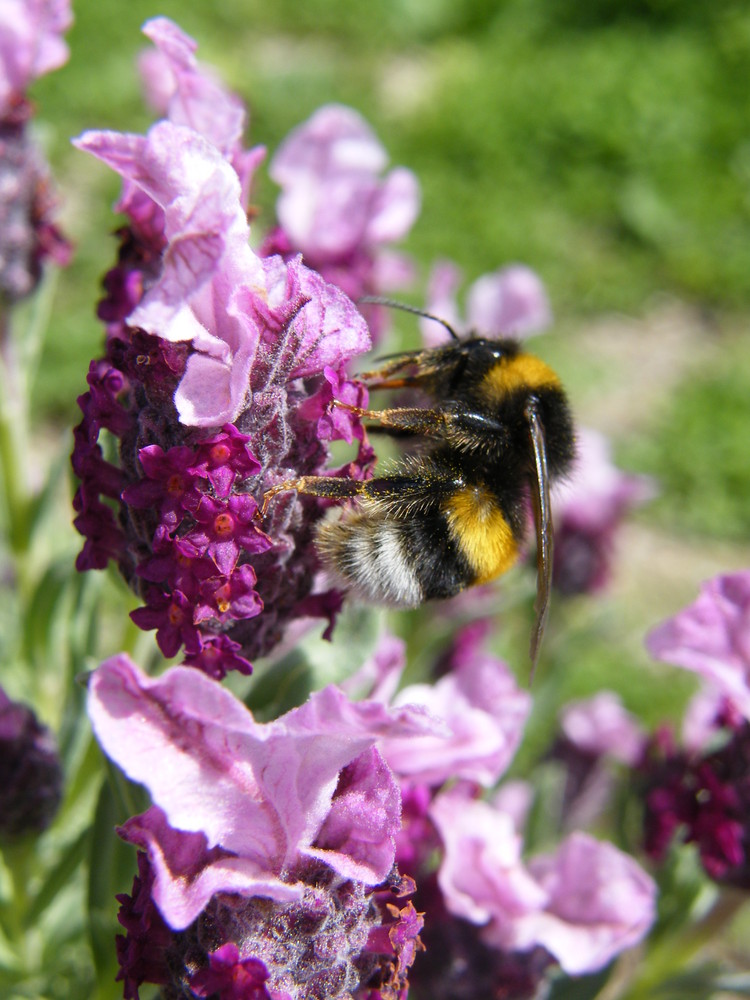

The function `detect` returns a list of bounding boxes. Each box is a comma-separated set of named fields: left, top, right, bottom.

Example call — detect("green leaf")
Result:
left=25, top=447, right=69, bottom=543
left=87, top=779, right=137, bottom=997
left=547, top=967, right=611, bottom=1000
left=21, top=556, right=74, bottom=669
left=26, top=829, right=89, bottom=927
left=650, top=962, right=728, bottom=998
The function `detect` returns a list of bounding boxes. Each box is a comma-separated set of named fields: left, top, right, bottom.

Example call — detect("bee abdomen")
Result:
left=441, top=486, right=521, bottom=585
left=316, top=509, right=472, bottom=607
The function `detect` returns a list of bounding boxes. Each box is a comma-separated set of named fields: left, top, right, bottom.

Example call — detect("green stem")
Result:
left=0, top=840, right=35, bottom=966
left=0, top=307, right=31, bottom=558
left=613, top=889, right=748, bottom=1000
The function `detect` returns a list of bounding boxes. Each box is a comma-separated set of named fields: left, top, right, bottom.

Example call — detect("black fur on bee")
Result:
left=263, top=328, right=575, bottom=668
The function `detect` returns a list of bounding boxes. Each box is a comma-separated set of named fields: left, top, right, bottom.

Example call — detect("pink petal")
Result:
left=365, top=166, right=421, bottom=245
left=0, top=0, right=71, bottom=108
left=308, top=746, right=402, bottom=884
left=285, top=264, right=371, bottom=379
left=430, top=790, right=547, bottom=926
left=647, top=572, right=750, bottom=721
left=383, top=635, right=530, bottom=787
left=512, top=833, right=656, bottom=975
left=120, top=806, right=302, bottom=930
left=560, top=692, right=645, bottom=766
left=466, top=264, right=552, bottom=338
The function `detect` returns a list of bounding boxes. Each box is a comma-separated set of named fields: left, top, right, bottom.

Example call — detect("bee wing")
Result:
left=525, top=396, right=553, bottom=676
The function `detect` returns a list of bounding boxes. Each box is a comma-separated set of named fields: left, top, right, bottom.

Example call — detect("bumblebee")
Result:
left=263, top=313, right=575, bottom=666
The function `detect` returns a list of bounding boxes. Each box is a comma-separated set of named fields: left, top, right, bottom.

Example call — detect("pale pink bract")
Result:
left=87, top=654, right=441, bottom=929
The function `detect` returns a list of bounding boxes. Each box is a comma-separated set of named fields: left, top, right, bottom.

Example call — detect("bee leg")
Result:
left=357, top=348, right=445, bottom=389
left=356, top=352, right=424, bottom=385
left=260, top=475, right=366, bottom=518
left=332, top=401, right=449, bottom=439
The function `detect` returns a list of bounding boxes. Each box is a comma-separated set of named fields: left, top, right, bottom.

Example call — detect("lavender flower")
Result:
left=421, top=258, right=552, bottom=347
left=363, top=625, right=531, bottom=790
left=647, top=571, right=750, bottom=718
left=349, top=628, right=655, bottom=996
left=552, top=427, right=654, bottom=596
left=0, top=685, right=62, bottom=838
left=0, top=0, right=71, bottom=303
left=429, top=787, right=656, bottom=977
left=559, top=691, right=645, bottom=766
left=641, top=572, right=750, bottom=886
left=640, top=716, right=750, bottom=887
left=87, top=654, right=438, bottom=998
left=137, top=17, right=265, bottom=209
left=71, top=105, right=372, bottom=674
left=551, top=692, right=647, bottom=831
left=262, top=104, right=420, bottom=339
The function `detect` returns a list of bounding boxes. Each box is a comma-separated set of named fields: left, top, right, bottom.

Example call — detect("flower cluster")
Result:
left=85, top=620, right=659, bottom=999
left=0, top=0, right=71, bottom=304
left=71, top=19, right=405, bottom=676
left=342, top=626, right=656, bottom=998
left=88, top=654, right=437, bottom=998
left=641, top=571, right=750, bottom=886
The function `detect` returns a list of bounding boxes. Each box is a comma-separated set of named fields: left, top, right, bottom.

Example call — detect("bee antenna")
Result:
left=358, top=295, right=461, bottom=342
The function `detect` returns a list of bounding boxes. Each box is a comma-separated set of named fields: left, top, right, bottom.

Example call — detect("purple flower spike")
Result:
left=0, top=686, right=63, bottom=838
left=88, top=655, right=438, bottom=997
left=72, top=52, right=375, bottom=671
left=0, top=0, right=72, bottom=302
left=87, top=655, right=441, bottom=928
left=647, top=571, right=750, bottom=721
left=639, top=713, right=750, bottom=888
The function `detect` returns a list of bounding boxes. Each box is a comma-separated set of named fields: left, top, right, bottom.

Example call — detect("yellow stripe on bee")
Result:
left=443, top=486, right=519, bottom=584
left=481, top=354, right=560, bottom=403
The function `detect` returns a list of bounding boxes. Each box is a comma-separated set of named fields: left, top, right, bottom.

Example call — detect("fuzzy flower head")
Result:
left=0, top=686, right=63, bottom=839
left=263, top=103, right=420, bottom=338
left=420, top=258, right=552, bottom=348
left=72, top=83, right=373, bottom=674
left=0, top=0, right=72, bottom=303
left=640, top=713, right=750, bottom=888
left=88, top=654, right=436, bottom=997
